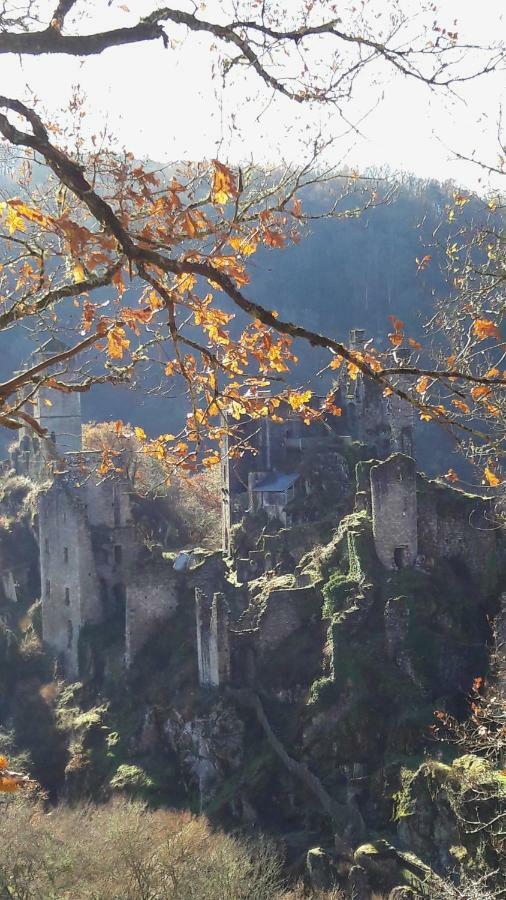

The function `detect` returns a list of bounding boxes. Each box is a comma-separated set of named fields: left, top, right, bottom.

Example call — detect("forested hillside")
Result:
left=0, top=168, right=479, bottom=473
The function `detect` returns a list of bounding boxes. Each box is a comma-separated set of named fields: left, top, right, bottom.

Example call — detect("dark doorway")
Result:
left=394, top=546, right=408, bottom=569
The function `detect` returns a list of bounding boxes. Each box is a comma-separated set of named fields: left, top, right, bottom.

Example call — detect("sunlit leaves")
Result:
left=287, top=389, right=312, bottom=410
left=228, top=231, right=259, bottom=257
left=451, top=399, right=469, bottom=413
left=73, top=262, right=86, bottom=283
left=472, top=318, right=501, bottom=341
left=483, top=465, right=502, bottom=487
left=263, top=228, right=285, bottom=249
left=211, top=160, right=238, bottom=205
left=416, top=375, right=430, bottom=394
left=0, top=202, right=26, bottom=235
left=107, top=325, right=130, bottom=359
left=388, top=314, right=404, bottom=346
left=471, top=385, right=492, bottom=401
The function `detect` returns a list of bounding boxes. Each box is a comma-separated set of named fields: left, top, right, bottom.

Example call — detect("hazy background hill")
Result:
left=0, top=169, right=477, bottom=475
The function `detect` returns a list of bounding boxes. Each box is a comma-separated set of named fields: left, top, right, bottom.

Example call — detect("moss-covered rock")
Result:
left=394, top=755, right=505, bottom=886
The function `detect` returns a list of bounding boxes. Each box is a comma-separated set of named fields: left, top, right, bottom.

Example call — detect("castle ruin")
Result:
left=1, top=330, right=497, bottom=691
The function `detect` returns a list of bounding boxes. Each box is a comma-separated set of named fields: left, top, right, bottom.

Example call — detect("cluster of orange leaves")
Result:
left=0, top=756, right=30, bottom=792
left=387, top=315, right=422, bottom=351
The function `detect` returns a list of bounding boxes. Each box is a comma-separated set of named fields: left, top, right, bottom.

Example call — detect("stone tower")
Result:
left=370, top=454, right=418, bottom=569
left=386, top=347, right=415, bottom=457
left=342, top=329, right=391, bottom=457
left=33, top=337, right=82, bottom=455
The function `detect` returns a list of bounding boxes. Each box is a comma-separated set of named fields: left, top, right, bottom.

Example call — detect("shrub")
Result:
left=0, top=794, right=287, bottom=899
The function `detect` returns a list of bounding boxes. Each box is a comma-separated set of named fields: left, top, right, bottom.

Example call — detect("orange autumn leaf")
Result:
left=388, top=315, right=404, bottom=331
left=263, top=228, right=285, bottom=249
left=107, top=325, right=130, bottom=360
left=9, top=199, right=51, bottom=227
left=81, top=300, right=95, bottom=333
left=408, top=337, right=422, bottom=349
left=228, top=232, right=259, bottom=256
left=329, top=356, right=343, bottom=370
left=145, top=290, right=164, bottom=311
left=484, top=367, right=500, bottom=378
left=182, top=211, right=197, bottom=237
left=111, top=267, right=126, bottom=296
left=472, top=318, right=501, bottom=341
left=416, top=375, right=430, bottom=394
left=483, top=401, right=501, bottom=417
left=202, top=452, right=220, bottom=468
left=471, top=385, right=492, bottom=401
left=416, top=254, right=431, bottom=271
left=451, top=399, right=470, bottom=413
left=72, top=262, right=86, bottom=283
left=420, top=404, right=446, bottom=421
left=443, top=469, right=459, bottom=483
left=388, top=331, right=403, bottom=346
left=211, top=160, right=237, bottom=205
left=292, top=197, right=303, bottom=218
left=121, top=307, right=153, bottom=334
left=484, top=466, right=502, bottom=487
left=287, top=389, right=312, bottom=411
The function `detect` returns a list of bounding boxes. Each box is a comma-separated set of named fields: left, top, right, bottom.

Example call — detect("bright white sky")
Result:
left=0, top=0, right=504, bottom=190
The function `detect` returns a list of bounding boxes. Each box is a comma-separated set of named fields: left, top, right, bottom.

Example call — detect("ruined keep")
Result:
left=370, top=454, right=418, bottom=569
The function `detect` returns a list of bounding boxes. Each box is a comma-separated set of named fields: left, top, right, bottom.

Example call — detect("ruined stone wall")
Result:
left=85, top=478, right=133, bottom=529
left=125, top=564, right=179, bottom=666
left=195, top=589, right=230, bottom=687
left=85, top=477, right=137, bottom=621
left=257, top=585, right=318, bottom=652
left=370, top=454, right=418, bottom=570
left=39, top=482, right=101, bottom=678
left=417, top=479, right=496, bottom=581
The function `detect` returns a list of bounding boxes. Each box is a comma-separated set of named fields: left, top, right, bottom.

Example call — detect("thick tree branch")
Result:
left=0, top=98, right=503, bottom=443
left=0, top=18, right=167, bottom=56
left=0, top=329, right=108, bottom=400
left=0, top=262, right=122, bottom=329
left=0, top=5, right=501, bottom=98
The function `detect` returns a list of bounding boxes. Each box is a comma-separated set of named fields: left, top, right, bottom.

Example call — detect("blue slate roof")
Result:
left=251, top=472, right=299, bottom=492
